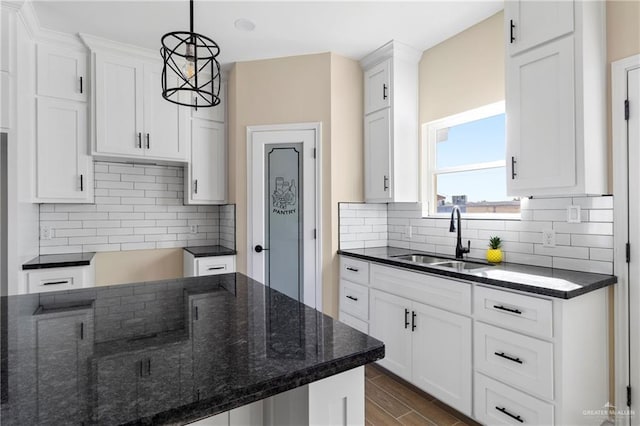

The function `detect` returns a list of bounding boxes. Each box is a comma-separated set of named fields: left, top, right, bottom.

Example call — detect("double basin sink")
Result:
left=391, top=254, right=492, bottom=272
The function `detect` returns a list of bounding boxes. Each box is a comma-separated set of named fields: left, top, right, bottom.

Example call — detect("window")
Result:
left=422, top=102, right=520, bottom=217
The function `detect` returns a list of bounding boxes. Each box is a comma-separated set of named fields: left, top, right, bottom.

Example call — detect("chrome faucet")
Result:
left=449, top=206, right=471, bottom=259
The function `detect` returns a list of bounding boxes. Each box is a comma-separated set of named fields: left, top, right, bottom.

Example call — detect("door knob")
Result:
left=254, top=245, right=269, bottom=253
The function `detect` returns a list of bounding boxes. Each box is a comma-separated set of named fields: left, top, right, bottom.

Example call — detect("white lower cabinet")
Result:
left=23, top=263, right=95, bottom=294
left=183, top=252, right=236, bottom=277
left=369, top=288, right=472, bottom=416
left=338, top=256, right=609, bottom=425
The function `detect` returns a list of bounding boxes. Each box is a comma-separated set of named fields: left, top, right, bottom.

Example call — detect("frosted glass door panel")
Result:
left=266, top=144, right=303, bottom=302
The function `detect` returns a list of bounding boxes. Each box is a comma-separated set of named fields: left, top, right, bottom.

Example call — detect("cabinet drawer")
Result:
left=340, top=257, right=370, bottom=285
left=339, top=311, right=369, bottom=334
left=339, top=279, right=369, bottom=321
left=196, top=256, right=236, bottom=276
left=475, top=322, right=553, bottom=400
left=27, top=267, right=85, bottom=293
left=371, top=264, right=471, bottom=315
left=474, top=285, right=553, bottom=338
left=475, top=373, right=554, bottom=425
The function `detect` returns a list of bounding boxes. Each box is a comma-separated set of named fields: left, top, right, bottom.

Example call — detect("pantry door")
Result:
left=247, top=124, right=320, bottom=310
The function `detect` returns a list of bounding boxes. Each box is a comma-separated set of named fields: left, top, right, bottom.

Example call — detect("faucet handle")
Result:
left=465, top=240, right=471, bottom=254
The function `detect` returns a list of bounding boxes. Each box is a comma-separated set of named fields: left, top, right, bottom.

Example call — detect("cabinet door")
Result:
left=364, top=59, right=391, bottom=114
left=95, top=53, right=144, bottom=156
left=187, top=119, right=226, bottom=204
left=364, top=108, right=392, bottom=202
left=35, top=311, right=92, bottom=424
left=193, top=80, right=226, bottom=122
left=138, top=347, right=182, bottom=418
left=37, top=44, right=87, bottom=102
left=507, top=0, right=574, bottom=56
left=369, top=289, right=412, bottom=381
left=411, top=301, right=472, bottom=417
left=143, top=63, right=187, bottom=160
left=36, top=97, right=92, bottom=202
left=506, top=37, right=575, bottom=196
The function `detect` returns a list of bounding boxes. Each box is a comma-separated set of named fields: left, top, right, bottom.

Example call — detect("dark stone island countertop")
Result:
left=339, top=246, right=617, bottom=299
left=22, top=252, right=96, bottom=270
left=0, top=273, right=383, bottom=425
left=183, top=245, right=237, bottom=257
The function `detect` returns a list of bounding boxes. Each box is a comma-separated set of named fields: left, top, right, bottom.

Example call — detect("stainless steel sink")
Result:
left=430, top=260, right=490, bottom=271
left=391, top=253, right=492, bottom=271
left=391, top=254, right=451, bottom=264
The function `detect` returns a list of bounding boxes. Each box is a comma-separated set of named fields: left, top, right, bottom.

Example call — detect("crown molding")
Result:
left=79, top=33, right=161, bottom=62
left=359, top=39, right=422, bottom=70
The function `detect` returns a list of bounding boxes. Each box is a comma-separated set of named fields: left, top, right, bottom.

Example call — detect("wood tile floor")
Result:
left=365, top=364, right=480, bottom=426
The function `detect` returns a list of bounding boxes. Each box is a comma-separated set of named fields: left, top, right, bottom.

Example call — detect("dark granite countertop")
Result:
left=22, top=252, right=96, bottom=270
left=338, top=246, right=617, bottom=299
left=0, top=273, right=383, bottom=425
left=183, top=245, right=237, bottom=257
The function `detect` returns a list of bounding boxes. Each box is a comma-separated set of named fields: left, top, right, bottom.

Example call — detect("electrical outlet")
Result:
left=189, top=225, right=198, bottom=234
left=40, top=226, right=52, bottom=240
left=542, top=229, right=556, bottom=247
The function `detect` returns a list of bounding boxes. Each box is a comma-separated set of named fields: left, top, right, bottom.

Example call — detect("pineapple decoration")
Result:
left=486, top=236, right=503, bottom=263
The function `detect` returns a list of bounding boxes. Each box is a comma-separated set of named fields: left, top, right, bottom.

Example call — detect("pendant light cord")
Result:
left=190, top=0, right=194, bottom=34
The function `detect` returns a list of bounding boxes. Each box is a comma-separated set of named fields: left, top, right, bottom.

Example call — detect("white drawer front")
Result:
left=340, top=257, right=370, bottom=285
left=475, top=322, right=554, bottom=400
left=475, top=373, right=554, bottom=426
left=197, top=255, right=236, bottom=276
left=339, top=279, right=369, bottom=321
left=474, top=285, right=553, bottom=338
left=339, top=311, right=369, bottom=334
left=27, top=267, right=84, bottom=293
left=371, top=264, right=471, bottom=315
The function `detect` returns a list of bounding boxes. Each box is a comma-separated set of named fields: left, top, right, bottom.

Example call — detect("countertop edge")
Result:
left=338, top=249, right=616, bottom=299
left=183, top=246, right=238, bottom=257
left=22, top=253, right=96, bottom=270
left=152, top=346, right=385, bottom=424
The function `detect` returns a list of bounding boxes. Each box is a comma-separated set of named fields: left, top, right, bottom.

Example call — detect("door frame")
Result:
left=246, top=122, right=323, bottom=311
left=613, top=54, right=640, bottom=422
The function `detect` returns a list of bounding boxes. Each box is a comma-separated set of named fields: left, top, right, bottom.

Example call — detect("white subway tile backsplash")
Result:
left=340, top=195, right=614, bottom=275
left=39, top=161, right=235, bottom=254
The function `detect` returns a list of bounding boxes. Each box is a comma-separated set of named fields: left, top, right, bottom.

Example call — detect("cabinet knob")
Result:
left=80, top=174, right=84, bottom=192
left=137, top=132, right=142, bottom=148
left=194, top=179, right=198, bottom=194
left=80, top=76, right=83, bottom=94
left=383, top=175, right=389, bottom=191
left=146, top=133, right=150, bottom=149
left=383, top=83, right=388, bottom=100
left=511, top=156, right=517, bottom=179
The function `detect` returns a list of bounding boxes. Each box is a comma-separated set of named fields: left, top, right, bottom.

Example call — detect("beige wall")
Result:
left=419, top=11, right=505, bottom=124
left=229, top=53, right=364, bottom=317
left=329, top=54, right=364, bottom=317
left=95, top=248, right=183, bottom=286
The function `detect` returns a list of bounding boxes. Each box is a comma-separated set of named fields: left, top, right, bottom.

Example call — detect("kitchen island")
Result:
left=0, top=273, right=384, bottom=425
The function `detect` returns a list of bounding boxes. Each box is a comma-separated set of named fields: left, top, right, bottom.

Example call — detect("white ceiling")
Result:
left=32, top=1, right=504, bottom=65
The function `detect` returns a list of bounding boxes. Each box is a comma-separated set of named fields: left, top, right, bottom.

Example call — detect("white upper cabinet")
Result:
left=507, top=0, right=574, bottom=56
left=142, top=63, right=185, bottom=160
left=37, top=44, right=87, bottom=102
left=364, top=59, right=390, bottom=115
left=34, top=42, right=92, bottom=203
left=505, top=0, right=607, bottom=197
left=185, top=118, right=226, bottom=204
left=95, top=52, right=144, bottom=157
left=94, top=51, right=187, bottom=163
left=361, top=41, right=420, bottom=203
left=36, top=97, right=92, bottom=202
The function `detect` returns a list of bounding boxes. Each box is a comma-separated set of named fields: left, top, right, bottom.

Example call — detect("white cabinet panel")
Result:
left=369, top=289, right=412, bottom=381
left=411, top=301, right=472, bottom=417
left=364, top=59, right=390, bottom=114
left=507, top=0, right=573, bottom=56
left=186, top=118, right=226, bottom=204
left=1, top=71, right=9, bottom=130
left=36, top=97, right=92, bottom=202
left=339, top=279, right=369, bottom=321
left=95, top=53, right=144, bottom=157
left=193, top=80, right=226, bottom=122
left=196, top=255, right=236, bottom=276
left=26, top=265, right=94, bottom=293
left=364, top=108, right=391, bottom=202
left=339, top=257, right=370, bottom=285
left=506, top=37, right=575, bottom=195
left=143, top=64, right=186, bottom=160
left=37, top=44, right=87, bottom=102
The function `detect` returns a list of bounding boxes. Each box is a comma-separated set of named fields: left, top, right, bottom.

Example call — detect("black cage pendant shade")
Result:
left=160, top=0, right=221, bottom=108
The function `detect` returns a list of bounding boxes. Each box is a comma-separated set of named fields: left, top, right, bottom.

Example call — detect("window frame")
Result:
left=421, top=101, right=520, bottom=219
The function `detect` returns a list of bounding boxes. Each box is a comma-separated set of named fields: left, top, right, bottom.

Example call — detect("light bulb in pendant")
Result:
left=183, top=43, right=196, bottom=80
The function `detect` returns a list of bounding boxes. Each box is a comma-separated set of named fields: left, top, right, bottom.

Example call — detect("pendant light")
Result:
left=160, top=0, right=221, bottom=108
